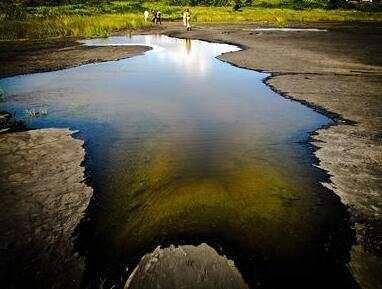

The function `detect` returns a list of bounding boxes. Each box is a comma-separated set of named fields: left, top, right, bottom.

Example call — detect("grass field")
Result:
left=0, top=1, right=381, bottom=40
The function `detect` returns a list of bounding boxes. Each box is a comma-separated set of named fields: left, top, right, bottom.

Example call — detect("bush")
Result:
left=327, top=0, right=347, bottom=9
left=233, top=0, right=242, bottom=10
left=0, top=3, right=29, bottom=20
left=168, top=0, right=233, bottom=6
left=292, top=0, right=334, bottom=10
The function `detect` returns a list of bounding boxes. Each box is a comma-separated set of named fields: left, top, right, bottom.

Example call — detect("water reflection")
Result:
left=185, top=38, right=192, bottom=54
left=0, top=35, right=355, bottom=289
left=80, top=35, right=240, bottom=77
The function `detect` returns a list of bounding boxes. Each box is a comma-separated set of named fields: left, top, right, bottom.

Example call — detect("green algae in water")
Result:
left=98, top=127, right=337, bottom=259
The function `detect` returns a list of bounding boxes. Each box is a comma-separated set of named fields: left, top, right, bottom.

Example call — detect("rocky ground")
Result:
left=0, top=22, right=381, bottom=289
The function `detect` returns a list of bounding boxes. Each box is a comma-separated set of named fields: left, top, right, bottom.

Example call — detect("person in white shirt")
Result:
left=144, top=10, right=149, bottom=22
left=183, top=10, right=187, bottom=27
left=185, top=9, right=191, bottom=31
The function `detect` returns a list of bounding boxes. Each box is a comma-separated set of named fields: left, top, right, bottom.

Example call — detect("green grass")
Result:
left=0, top=13, right=152, bottom=39
left=191, top=6, right=382, bottom=24
left=0, top=1, right=381, bottom=40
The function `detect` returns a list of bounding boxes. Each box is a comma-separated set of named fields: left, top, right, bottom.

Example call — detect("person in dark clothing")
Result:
left=151, top=10, right=157, bottom=23
left=156, top=10, right=162, bottom=25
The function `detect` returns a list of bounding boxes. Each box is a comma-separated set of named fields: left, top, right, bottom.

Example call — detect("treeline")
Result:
left=170, top=0, right=351, bottom=9
left=1, top=0, right=103, bottom=5
left=0, top=0, right=346, bottom=7
left=1, top=0, right=380, bottom=10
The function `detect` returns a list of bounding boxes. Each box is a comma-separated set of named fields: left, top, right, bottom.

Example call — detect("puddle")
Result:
left=0, top=35, right=355, bottom=289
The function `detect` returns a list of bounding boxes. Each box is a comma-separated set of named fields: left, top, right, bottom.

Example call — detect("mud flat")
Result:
left=164, top=23, right=382, bottom=289
left=0, top=38, right=151, bottom=78
left=0, top=118, right=92, bottom=288
left=125, top=243, right=249, bottom=289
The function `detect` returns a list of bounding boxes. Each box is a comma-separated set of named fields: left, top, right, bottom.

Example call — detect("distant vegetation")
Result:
left=1, top=0, right=381, bottom=40
left=3, top=0, right=382, bottom=10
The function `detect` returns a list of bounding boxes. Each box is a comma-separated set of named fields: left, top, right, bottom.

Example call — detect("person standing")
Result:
left=183, top=10, right=187, bottom=27
left=156, top=10, right=162, bottom=25
left=185, top=9, right=191, bottom=31
left=151, top=10, right=157, bottom=23
left=144, top=10, right=149, bottom=22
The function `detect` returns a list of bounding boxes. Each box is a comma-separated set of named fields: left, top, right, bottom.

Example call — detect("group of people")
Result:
left=143, top=9, right=192, bottom=31
left=144, top=10, right=162, bottom=25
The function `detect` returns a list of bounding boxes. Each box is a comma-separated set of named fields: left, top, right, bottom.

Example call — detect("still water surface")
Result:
left=0, top=35, right=355, bottom=289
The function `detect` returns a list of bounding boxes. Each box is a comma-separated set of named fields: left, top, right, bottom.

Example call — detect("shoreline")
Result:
left=0, top=22, right=381, bottom=289
left=0, top=39, right=152, bottom=78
